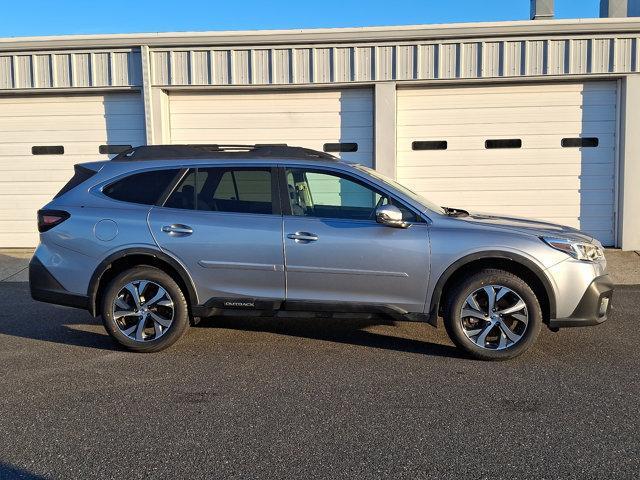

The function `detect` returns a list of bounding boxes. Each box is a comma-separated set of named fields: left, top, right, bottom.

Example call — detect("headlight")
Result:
left=542, top=237, right=604, bottom=262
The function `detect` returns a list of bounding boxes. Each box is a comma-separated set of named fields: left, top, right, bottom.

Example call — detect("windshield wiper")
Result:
left=443, top=206, right=469, bottom=217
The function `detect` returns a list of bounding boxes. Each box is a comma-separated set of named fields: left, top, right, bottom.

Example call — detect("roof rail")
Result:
left=111, top=144, right=337, bottom=161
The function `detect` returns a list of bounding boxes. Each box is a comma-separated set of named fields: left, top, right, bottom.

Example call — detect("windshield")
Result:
left=354, top=165, right=446, bottom=215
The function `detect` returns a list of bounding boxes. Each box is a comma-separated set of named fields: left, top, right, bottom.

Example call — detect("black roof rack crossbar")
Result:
left=111, top=144, right=337, bottom=161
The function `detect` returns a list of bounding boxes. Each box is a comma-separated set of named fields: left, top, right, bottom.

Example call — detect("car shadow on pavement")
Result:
left=0, top=463, right=49, bottom=480
left=197, top=314, right=462, bottom=359
left=1, top=281, right=461, bottom=358
left=0, top=282, right=119, bottom=351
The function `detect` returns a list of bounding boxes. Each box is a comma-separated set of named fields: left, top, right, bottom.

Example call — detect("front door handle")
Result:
left=287, top=232, right=318, bottom=243
left=161, top=224, right=193, bottom=236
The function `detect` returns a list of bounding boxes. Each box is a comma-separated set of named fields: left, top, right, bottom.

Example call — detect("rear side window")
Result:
left=103, top=169, right=180, bottom=205
left=164, top=167, right=274, bottom=214
left=54, top=165, right=98, bottom=198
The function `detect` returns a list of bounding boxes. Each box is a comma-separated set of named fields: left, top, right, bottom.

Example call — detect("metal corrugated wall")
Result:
left=0, top=36, right=638, bottom=91
left=0, top=50, right=141, bottom=89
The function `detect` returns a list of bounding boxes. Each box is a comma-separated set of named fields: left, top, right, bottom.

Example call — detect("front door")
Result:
left=281, top=167, right=430, bottom=313
left=148, top=166, right=285, bottom=304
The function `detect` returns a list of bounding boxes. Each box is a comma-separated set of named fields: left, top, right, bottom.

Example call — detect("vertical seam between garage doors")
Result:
left=614, top=78, right=622, bottom=248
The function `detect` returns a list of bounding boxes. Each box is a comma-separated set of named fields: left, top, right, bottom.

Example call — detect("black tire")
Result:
left=443, top=268, right=542, bottom=361
left=101, top=266, right=190, bottom=352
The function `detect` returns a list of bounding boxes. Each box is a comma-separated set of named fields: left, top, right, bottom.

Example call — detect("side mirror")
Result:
left=375, top=204, right=410, bottom=229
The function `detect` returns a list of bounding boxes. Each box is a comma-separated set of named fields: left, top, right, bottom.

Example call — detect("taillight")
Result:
left=37, top=210, right=70, bottom=232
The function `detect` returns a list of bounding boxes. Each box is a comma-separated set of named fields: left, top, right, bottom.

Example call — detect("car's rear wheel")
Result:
left=443, top=269, right=542, bottom=361
left=101, top=266, right=189, bottom=352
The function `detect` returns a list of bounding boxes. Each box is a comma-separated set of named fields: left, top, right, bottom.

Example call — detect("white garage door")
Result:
left=397, top=82, right=617, bottom=246
left=0, top=93, right=146, bottom=247
left=169, top=89, right=373, bottom=166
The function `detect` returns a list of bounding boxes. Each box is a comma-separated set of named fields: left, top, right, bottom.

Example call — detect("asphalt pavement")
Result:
left=0, top=280, right=639, bottom=479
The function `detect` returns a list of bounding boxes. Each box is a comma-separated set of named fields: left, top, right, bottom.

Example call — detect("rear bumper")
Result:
left=549, top=274, right=613, bottom=328
left=29, top=256, right=88, bottom=310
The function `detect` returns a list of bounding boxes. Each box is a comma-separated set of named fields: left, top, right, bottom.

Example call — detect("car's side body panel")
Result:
left=283, top=217, right=430, bottom=312
left=148, top=207, right=286, bottom=302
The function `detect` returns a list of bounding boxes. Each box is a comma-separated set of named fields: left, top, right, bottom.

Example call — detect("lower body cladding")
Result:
left=192, top=298, right=430, bottom=323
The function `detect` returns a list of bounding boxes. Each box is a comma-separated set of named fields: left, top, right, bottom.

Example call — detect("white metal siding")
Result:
left=168, top=89, right=374, bottom=165
left=0, top=93, right=146, bottom=247
left=397, top=82, right=617, bottom=245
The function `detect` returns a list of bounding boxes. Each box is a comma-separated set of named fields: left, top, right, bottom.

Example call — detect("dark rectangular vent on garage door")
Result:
left=323, top=143, right=358, bottom=153
left=32, top=146, right=64, bottom=155
left=99, top=144, right=133, bottom=155
left=485, top=139, right=522, bottom=149
left=561, top=137, right=599, bottom=148
left=412, top=141, right=448, bottom=150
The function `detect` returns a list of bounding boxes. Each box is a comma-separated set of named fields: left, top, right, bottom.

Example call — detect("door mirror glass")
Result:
left=376, top=204, right=410, bottom=228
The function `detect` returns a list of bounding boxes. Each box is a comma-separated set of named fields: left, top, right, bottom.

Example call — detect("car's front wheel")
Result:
left=443, top=269, right=542, bottom=361
left=101, top=266, right=190, bottom=352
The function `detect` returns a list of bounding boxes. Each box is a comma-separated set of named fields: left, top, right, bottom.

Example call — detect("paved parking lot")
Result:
left=0, top=277, right=639, bottom=479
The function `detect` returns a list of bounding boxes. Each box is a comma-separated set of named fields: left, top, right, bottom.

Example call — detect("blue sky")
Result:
left=1, top=0, right=602, bottom=37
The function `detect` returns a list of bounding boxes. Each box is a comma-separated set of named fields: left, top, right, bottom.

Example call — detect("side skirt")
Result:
left=191, top=298, right=434, bottom=325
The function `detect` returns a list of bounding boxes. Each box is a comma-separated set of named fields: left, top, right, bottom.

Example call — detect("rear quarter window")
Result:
left=103, top=169, right=180, bottom=205
left=54, top=165, right=98, bottom=198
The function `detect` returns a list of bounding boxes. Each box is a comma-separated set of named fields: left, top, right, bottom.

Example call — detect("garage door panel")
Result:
left=0, top=130, right=145, bottom=144
left=398, top=105, right=616, bottom=125
left=0, top=93, right=145, bottom=247
left=477, top=203, right=614, bottom=219
left=0, top=233, right=39, bottom=247
left=172, top=127, right=373, bottom=143
left=398, top=91, right=617, bottom=110
left=407, top=175, right=613, bottom=192
left=1, top=170, right=81, bottom=182
left=0, top=208, right=41, bottom=221
left=0, top=115, right=146, bottom=132
left=417, top=189, right=613, bottom=206
left=172, top=89, right=373, bottom=101
left=169, top=89, right=374, bottom=165
left=401, top=163, right=614, bottom=178
left=0, top=101, right=144, bottom=117
left=398, top=82, right=614, bottom=97
left=171, top=99, right=373, bottom=114
left=397, top=121, right=615, bottom=137
left=170, top=111, right=373, bottom=130
left=396, top=149, right=615, bottom=165
left=397, top=82, right=617, bottom=245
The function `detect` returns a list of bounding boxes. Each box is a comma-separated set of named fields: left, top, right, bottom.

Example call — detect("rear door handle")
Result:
left=161, top=224, right=193, bottom=236
left=287, top=232, right=318, bottom=243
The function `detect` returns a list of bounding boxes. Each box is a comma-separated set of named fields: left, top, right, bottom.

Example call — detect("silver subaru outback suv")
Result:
left=29, top=144, right=613, bottom=360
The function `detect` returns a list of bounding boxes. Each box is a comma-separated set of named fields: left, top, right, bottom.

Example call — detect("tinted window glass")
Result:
left=103, top=169, right=179, bottom=205
left=286, top=168, right=417, bottom=222
left=164, top=168, right=274, bottom=214
left=163, top=170, right=196, bottom=210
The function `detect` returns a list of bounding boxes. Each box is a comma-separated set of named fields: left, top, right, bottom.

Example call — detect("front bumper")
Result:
left=549, top=274, right=613, bottom=328
left=29, top=256, right=88, bottom=310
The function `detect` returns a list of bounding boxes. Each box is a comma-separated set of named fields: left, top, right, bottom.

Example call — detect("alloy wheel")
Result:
left=460, top=285, right=529, bottom=350
left=112, top=280, right=175, bottom=342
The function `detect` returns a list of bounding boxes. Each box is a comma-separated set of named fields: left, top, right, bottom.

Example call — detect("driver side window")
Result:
left=285, top=168, right=417, bottom=222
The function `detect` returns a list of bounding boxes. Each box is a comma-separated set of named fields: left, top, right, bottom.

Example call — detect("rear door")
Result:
left=280, top=166, right=431, bottom=313
left=148, top=165, right=285, bottom=305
